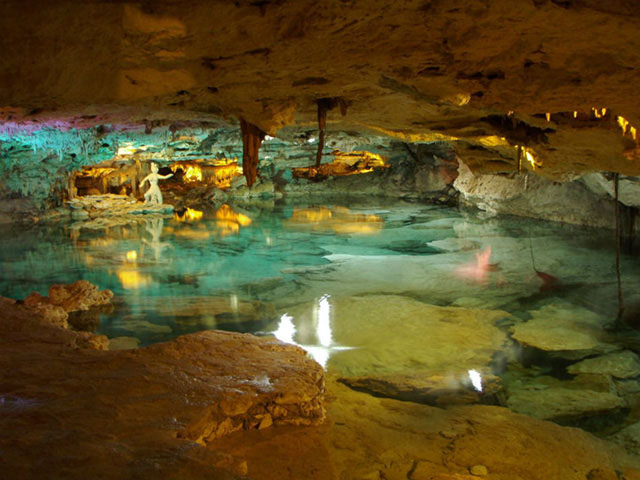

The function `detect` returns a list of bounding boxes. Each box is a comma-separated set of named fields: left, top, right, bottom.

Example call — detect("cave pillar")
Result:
left=241, top=119, right=266, bottom=188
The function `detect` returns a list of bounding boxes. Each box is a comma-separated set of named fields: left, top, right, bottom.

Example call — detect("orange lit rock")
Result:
left=38, top=279, right=113, bottom=312
left=0, top=289, right=325, bottom=479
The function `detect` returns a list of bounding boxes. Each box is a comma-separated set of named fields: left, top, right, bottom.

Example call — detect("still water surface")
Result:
left=1, top=200, right=639, bottom=433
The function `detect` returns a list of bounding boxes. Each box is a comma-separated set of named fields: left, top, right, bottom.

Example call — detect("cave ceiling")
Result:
left=1, top=0, right=640, bottom=178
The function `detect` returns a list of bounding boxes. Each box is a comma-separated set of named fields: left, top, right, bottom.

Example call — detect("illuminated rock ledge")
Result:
left=0, top=286, right=325, bottom=479
left=67, top=194, right=174, bottom=219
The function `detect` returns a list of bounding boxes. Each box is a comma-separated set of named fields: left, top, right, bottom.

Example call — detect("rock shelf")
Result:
left=0, top=282, right=325, bottom=479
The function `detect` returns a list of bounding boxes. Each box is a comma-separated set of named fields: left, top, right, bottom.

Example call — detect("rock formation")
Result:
left=0, top=285, right=326, bottom=478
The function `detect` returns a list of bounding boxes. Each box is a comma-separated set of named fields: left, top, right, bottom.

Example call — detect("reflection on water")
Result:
left=116, top=269, right=152, bottom=290
left=215, top=204, right=252, bottom=236
left=174, top=207, right=203, bottom=222
left=285, top=206, right=383, bottom=235
left=1, top=200, right=640, bottom=435
left=468, top=369, right=483, bottom=392
left=275, top=294, right=353, bottom=369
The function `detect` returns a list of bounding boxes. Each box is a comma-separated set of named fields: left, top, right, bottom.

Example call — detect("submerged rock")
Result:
left=568, top=351, right=640, bottom=379
left=507, top=386, right=625, bottom=423
left=611, top=421, right=640, bottom=455
left=285, top=295, right=511, bottom=377
left=510, top=302, right=617, bottom=359
left=108, top=336, right=141, bottom=350
left=339, top=370, right=501, bottom=406
left=24, top=279, right=113, bottom=313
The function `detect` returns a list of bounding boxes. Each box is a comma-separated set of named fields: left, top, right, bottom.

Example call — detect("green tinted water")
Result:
left=1, top=200, right=639, bottom=432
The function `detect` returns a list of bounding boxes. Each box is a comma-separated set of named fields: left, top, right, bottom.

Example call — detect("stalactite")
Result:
left=517, top=145, right=523, bottom=174
left=240, top=119, right=265, bottom=188
left=315, top=99, right=328, bottom=168
left=614, top=172, right=625, bottom=322
left=314, top=97, right=348, bottom=168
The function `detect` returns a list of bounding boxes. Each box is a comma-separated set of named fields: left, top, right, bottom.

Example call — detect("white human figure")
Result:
left=139, top=162, right=172, bottom=205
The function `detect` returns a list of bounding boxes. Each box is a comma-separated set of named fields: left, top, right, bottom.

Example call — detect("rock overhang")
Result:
left=1, top=0, right=640, bottom=178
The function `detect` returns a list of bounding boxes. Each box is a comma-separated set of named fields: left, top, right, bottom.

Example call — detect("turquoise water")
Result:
left=1, top=200, right=639, bottom=432
left=0, top=201, right=637, bottom=344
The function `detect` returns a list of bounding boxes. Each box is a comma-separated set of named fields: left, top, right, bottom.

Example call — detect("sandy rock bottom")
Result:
left=214, top=377, right=640, bottom=480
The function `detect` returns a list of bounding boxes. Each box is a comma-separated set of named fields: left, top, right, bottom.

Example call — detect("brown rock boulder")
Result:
left=25, top=279, right=113, bottom=313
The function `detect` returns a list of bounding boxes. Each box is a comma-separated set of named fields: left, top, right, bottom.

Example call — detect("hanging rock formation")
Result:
left=241, top=119, right=266, bottom=187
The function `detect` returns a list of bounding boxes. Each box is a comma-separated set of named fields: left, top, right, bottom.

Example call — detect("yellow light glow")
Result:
left=366, top=125, right=459, bottom=143
left=290, top=207, right=333, bottom=223
left=618, top=116, right=630, bottom=134
left=285, top=206, right=383, bottom=235
left=545, top=113, right=551, bottom=122
left=293, top=151, right=388, bottom=180
left=117, top=145, right=137, bottom=156
left=573, top=111, right=577, bottom=118
left=631, top=126, right=637, bottom=141
left=172, top=229, right=211, bottom=240
left=213, top=204, right=252, bottom=236
left=332, top=151, right=387, bottom=170
left=173, top=207, right=203, bottom=223
left=213, top=163, right=243, bottom=189
left=126, top=250, right=138, bottom=262
left=478, top=136, right=509, bottom=147
left=170, top=160, right=241, bottom=188
left=515, top=145, right=542, bottom=170
left=117, top=269, right=151, bottom=289
left=216, top=204, right=251, bottom=227
left=184, top=165, right=203, bottom=182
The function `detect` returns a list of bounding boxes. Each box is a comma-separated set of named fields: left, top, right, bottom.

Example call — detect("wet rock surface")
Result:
left=510, top=302, right=617, bottom=359
left=339, top=370, right=501, bottom=406
left=611, top=421, right=640, bottom=455
left=285, top=295, right=510, bottom=377
left=506, top=385, right=626, bottom=423
left=214, top=378, right=640, bottom=480
left=0, top=289, right=325, bottom=479
left=568, top=351, right=640, bottom=379
left=25, top=278, right=113, bottom=313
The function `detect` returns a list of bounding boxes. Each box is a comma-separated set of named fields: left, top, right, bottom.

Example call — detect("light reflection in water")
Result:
left=274, top=313, right=296, bottom=344
left=285, top=206, right=383, bottom=235
left=316, top=294, right=332, bottom=347
left=468, top=369, right=483, bottom=392
left=215, top=204, right=252, bottom=237
left=454, top=246, right=493, bottom=284
left=273, top=294, right=352, bottom=370
left=116, top=269, right=151, bottom=289
left=174, top=208, right=203, bottom=222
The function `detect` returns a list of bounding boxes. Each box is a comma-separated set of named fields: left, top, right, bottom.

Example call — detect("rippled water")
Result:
left=1, top=200, right=639, bottom=433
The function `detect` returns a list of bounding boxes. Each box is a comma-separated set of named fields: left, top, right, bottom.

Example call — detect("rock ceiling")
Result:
left=1, top=0, right=640, bottom=178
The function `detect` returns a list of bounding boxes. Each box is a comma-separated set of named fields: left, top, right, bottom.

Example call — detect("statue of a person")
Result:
left=139, top=162, right=172, bottom=205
